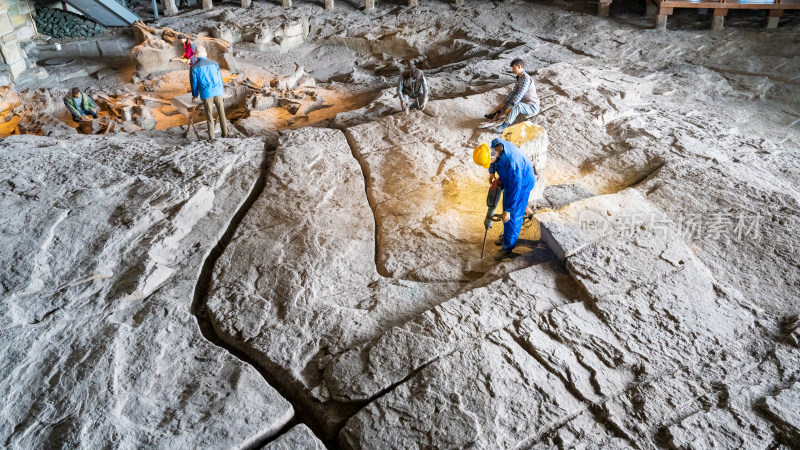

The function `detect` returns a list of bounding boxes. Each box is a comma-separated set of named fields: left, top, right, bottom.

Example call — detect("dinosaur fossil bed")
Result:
left=1, top=0, right=799, bottom=448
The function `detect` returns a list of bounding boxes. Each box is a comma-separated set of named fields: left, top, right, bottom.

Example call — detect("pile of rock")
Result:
left=243, top=66, right=321, bottom=116
left=212, top=13, right=309, bottom=53
left=131, top=22, right=236, bottom=77
left=0, top=87, right=160, bottom=137
left=35, top=8, right=105, bottom=39
left=0, top=88, right=76, bottom=137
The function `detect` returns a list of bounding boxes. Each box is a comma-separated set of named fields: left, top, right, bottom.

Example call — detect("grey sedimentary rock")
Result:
left=206, top=127, right=463, bottom=434
left=205, top=92, right=552, bottom=435
left=0, top=135, right=292, bottom=448
left=341, top=329, right=589, bottom=449
left=540, top=183, right=595, bottom=210
left=324, top=263, right=577, bottom=402
left=338, top=188, right=796, bottom=448
left=762, top=383, right=800, bottom=445
left=639, top=158, right=800, bottom=317
left=345, top=90, right=547, bottom=282
left=264, top=424, right=326, bottom=450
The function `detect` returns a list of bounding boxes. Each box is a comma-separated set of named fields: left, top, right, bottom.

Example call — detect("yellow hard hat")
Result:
left=473, top=142, right=491, bottom=169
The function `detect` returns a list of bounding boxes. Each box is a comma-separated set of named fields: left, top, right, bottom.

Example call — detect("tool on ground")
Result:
left=481, top=177, right=504, bottom=259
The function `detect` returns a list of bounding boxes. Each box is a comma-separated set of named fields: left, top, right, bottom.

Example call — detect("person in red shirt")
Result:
left=178, top=34, right=197, bottom=66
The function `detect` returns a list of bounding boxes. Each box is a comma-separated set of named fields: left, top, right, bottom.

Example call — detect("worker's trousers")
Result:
left=502, top=183, right=535, bottom=251
left=505, top=102, right=539, bottom=125
left=401, top=94, right=427, bottom=109
left=202, top=95, right=229, bottom=140
left=71, top=109, right=98, bottom=121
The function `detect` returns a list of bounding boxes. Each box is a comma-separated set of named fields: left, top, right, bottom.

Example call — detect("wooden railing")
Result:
left=598, top=0, right=800, bottom=29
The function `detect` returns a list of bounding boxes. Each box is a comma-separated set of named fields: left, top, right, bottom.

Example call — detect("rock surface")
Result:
left=264, top=424, right=326, bottom=450
left=3, top=0, right=800, bottom=447
left=0, top=135, right=292, bottom=448
left=205, top=92, right=554, bottom=436
left=345, top=91, right=547, bottom=282
left=205, top=126, right=467, bottom=434
left=338, top=188, right=794, bottom=448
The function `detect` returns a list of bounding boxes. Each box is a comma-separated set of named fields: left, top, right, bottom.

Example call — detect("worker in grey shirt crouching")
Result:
left=398, top=68, right=429, bottom=115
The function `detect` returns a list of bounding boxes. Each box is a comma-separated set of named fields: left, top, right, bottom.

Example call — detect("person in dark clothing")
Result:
left=397, top=68, right=429, bottom=115
left=63, top=87, right=99, bottom=122
left=485, top=58, right=540, bottom=133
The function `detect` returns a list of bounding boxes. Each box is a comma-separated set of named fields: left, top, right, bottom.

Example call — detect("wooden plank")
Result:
left=657, top=0, right=799, bottom=8
left=658, top=0, right=800, bottom=5
left=140, top=95, right=171, bottom=105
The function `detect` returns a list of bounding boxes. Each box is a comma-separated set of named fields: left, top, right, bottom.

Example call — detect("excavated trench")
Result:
left=3, top=23, right=528, bottom=138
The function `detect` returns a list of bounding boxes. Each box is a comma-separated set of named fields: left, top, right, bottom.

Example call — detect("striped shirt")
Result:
left=504, top=72, right=539, bottom=108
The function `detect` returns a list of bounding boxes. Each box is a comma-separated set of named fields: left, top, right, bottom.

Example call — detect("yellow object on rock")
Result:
left=501, top=121, right=545, bottom=148
left=473, top=142, right=491, bottom=168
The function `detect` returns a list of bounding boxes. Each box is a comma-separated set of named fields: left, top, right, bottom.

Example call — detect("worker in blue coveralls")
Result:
left=475, top=138, right=535, bottom=261
left=190, top=46, right=228, bottom=140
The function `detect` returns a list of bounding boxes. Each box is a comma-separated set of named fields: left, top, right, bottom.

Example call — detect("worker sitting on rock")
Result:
left=177, top=34, right=197, bottom=66
left=191, top=46, right=229, bottom=141
left=64, top=87, right=99, bottom=122
left=475, top=138, right=535, bottom=261
left=484, top=58, right=540, bottom=134
left=398, top=68, right=429, bottom=115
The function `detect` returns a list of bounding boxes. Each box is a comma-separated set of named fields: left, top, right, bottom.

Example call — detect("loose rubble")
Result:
left=35, top=8, right=105, bottom=39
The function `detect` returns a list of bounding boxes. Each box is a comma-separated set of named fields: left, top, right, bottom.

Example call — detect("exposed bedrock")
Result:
left=205, top=126, right=465, bottom=435
left=264, top=424, right=326, bottom=450
left=205, top=90, right=553, bottom=436
left=345, top=89, right=548, bottom=282
left=4, top=23, right=799, bottom=447
left=0, top=136, right=292, bottom=448
left=640, top=158, right=800, bottom=317
left=339, top=189, right=799, bottom=449
left=131, top=22, right=237, bottom=77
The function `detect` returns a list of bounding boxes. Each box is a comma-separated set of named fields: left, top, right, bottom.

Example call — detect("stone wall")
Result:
left=0, top=0, right=36, bottom=84
left=34, top=7, right=105, bottom=39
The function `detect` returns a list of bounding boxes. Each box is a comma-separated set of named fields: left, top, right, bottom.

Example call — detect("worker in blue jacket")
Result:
left=190, top=46, right=228, bottom=140
left=479, top=138, right=535, bottom=260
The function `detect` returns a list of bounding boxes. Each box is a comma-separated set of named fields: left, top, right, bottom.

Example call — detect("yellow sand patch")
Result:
left=0, top=106, right=21, bottom=137
left=501, top=121, right=545, bottom=148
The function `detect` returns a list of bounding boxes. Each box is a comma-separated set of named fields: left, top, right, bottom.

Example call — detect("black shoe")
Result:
left=494, top=234, right=504, bottom=246
left=494, top=249, right=516, bottom=261
left=523, top=212, right=534, bottom=225
left=484, top=112, right=497, bottom=120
